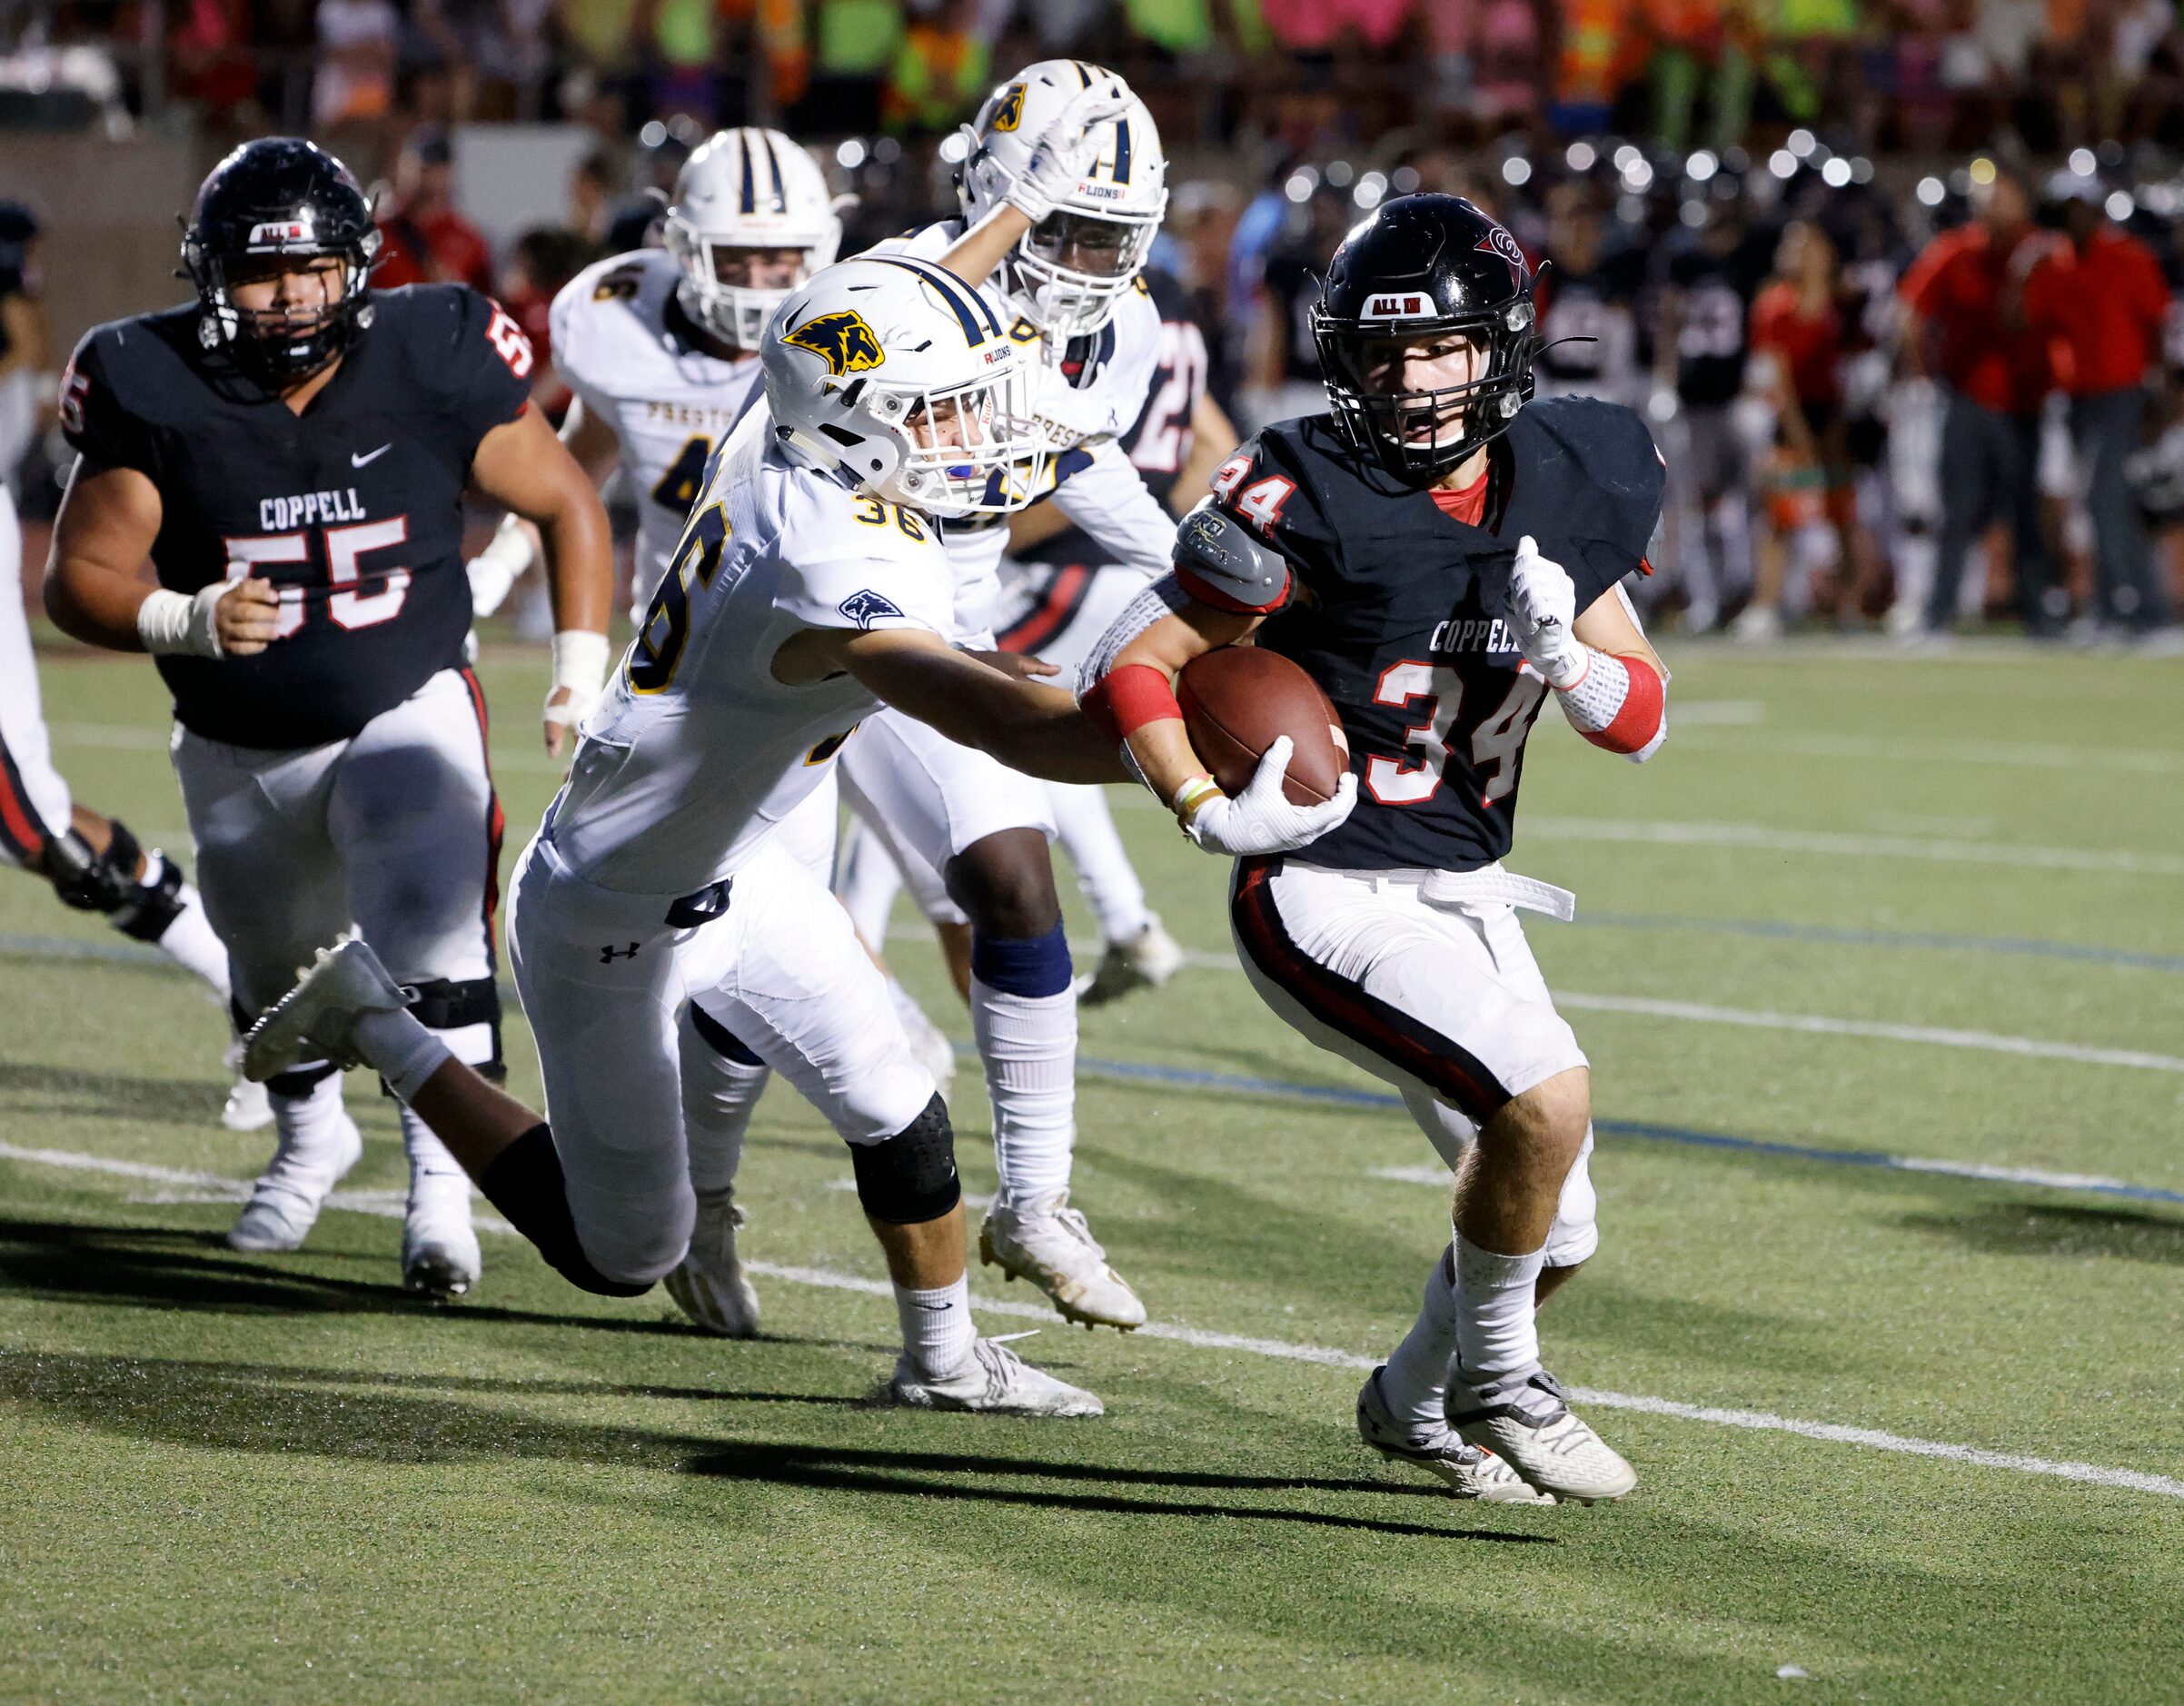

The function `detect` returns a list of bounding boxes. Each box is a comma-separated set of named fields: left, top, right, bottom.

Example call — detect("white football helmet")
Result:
left=763, top=256, right=1051, bottom=520
left=663, top=127, right=842, bottom=347
left=957, top=60, right=1168, bottom=338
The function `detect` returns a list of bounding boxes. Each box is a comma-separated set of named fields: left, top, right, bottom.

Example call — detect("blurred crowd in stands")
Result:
left=7, top=0, right=2184, bottom=640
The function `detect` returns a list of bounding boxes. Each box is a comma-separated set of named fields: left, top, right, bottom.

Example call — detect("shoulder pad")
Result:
left=1174, top=498, right=1291, bottom=608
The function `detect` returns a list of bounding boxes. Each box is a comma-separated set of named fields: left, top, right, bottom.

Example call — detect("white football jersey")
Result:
left=550, top=248, right=769, bottom=612
left=864, top=220, right=1166, bottom=642
left=551, top=406, right=954, bottom=897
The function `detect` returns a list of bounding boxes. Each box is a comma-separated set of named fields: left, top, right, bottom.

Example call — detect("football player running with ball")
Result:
left=1078, top=195, right=1669, bottom=1503
left=45, top=139, right=613, bottom=1298
left=242, top=257, right=1124, bottom=1414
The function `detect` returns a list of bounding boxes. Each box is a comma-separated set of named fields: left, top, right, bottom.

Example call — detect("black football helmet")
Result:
left=1313, top=193, right=1537, bottom=483
left=181, top=137, right=381, bottom=385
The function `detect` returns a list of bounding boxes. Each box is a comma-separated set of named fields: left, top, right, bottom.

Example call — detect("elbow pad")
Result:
left=1171, top=501, right=1292, bottom=614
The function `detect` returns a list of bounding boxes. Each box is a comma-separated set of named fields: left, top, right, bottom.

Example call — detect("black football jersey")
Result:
left=60, top=283, right=533, bottom=749
left=1661, top=230, right=1772, bottom=405
left=1185, top=399, right=1663, bottom=873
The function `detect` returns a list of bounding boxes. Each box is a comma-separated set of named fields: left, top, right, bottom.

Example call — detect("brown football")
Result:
left=1177, top=646, right=1351, bottom=806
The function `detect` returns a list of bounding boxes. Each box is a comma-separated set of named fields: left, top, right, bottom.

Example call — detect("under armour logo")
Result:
left=600, top=942, right=641, bottom=963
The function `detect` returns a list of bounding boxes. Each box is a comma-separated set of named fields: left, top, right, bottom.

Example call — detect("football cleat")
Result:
left=664, top=1188, right=761, bottom=1338
left=402, top=1174, right=481, bottom=1299
left=1077, top=915, right=1187, bottom=1008
left=220, top=1076, right=273, bottom=1132
left=979, top=1194, right=1146, bottom=1331
left=242, top=931, right=412, bottom=1082
left=1355, top=1367, right=1555, bottom=1503
left=875, top=1335, right=1104, bottom=1417
left=1446, top=1367, right=1637, bottom=1504
left=225, top=1112, right=363, bottom=1253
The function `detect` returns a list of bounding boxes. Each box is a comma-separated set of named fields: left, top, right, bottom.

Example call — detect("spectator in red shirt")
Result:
left=1898, top=167, right=2062, bottom=636
left=372, top=127, right=496, bottom=297
left=2024, top=173, right=2175, bottom=633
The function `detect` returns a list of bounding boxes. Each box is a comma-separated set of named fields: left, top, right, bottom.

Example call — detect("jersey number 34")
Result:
left=1367, top=663, right=1545, bottom=808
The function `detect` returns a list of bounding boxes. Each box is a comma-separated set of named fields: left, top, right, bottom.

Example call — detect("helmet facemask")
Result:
left=185, top=231, right=380, bottom=384
left=1316, top=299, right=1537, bottom=484
left=665, top=213, right=831, bottom=348
left=1008, top=204, right=1161, bottom=338
left=858, top=365, right=1051, bottom=518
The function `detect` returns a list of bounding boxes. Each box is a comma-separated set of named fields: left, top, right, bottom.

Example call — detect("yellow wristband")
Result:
left=1171, top=773, right=1222, bottom=822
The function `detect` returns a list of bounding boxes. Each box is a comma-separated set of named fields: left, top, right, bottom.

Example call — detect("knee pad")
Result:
left=1544, top=1127, right=1599, bottom=1269
left=848, top=1093, right=961, bottom=1225
left=402, top=975, right=505, bottom=1081
left=477, top=1125, right=654, bottom=1297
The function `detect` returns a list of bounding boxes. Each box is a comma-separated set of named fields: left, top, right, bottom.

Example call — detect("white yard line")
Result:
left=1549, top=992, right=2184, bottom=1074
left=1521, top=817, right=2184, bottom=877
left=1370, top=1155, right=2172, bottom=1196
left=1670, top=728, right=2184, bottom=777
left=4, top=1139, right=2179, bottom=1501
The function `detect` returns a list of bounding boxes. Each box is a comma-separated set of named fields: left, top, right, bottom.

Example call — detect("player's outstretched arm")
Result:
left=934, top=78, right=1131, bottom=289
left=777, top=624, right=1126, bottom=783
left=46, top=459, right=282, bottom=656
left=468, top=407, right=614, bottom=756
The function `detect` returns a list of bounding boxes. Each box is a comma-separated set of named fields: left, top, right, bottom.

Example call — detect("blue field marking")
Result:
left=1062, top=1051, right=2184, bottom=1209
left=1562, top=911, right=2184, bottom=975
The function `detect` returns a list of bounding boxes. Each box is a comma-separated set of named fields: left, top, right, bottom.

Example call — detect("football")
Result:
left=1177, top=645, right=1351, bottom=805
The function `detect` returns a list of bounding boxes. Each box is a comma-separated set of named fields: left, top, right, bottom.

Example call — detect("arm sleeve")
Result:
left=448, top=285, right=535, bottom=450
left=1048, top=438, right=1179, bottom=581
left=57, top=332, right=159, bottom=475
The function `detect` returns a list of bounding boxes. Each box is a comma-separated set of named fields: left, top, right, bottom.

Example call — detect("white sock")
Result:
left=146, top=877, right=233, bottom=999
left=1450, top=1232, right=1547, bottom=1396
left=1048, top=782, right=1150, bottom=944
left=896, top=1273, right=975, bottom=1379
left=399, top=1106, right=472, bottom=1208
left=1378, top=1242, right=1461, bottom=1432
left=969, top=977, right=1076, bottom=1208
left=680, top=1009, right=769, bottom=1195
left=352, top=1006, right=452, bottom=1103
left=267, top=1072, right=349, bottom=1173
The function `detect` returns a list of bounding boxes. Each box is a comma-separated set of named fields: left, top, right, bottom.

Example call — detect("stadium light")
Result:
left=1565, top=141, right=1596, bottom=172
left=1916, top=175, right=1945, bottom=205
left=1391, top=165, right=1420, bottom=193
left=1681, top=199, right=1708, bottom=227
left=1851, top=157, right=1874, bottom=184
left=1354, top=172, right=1386, bottom=209
left=1769, top=149, right=1796, bottom=179
left=1502, top=156, right=1533, bottom=187
left=1284, top=171, right=1315, bottom=203
left=1325, top=160, right=1355, bottom=188
left=1686, top=150, right=1718, bottom=183
left=835, top=139, right=867, bottom=171
left=1623, top=160, right=1654, bottom=192
left=2107, top=191, right=2135, bottom=221
left=1968, top=156, right=1996, bottom=185
left=1788, top=128, right=1817, bottom=158
left=936, top=131, right=969, bottom=164
left=1821, top=157, right=1851, bottom=188
left=2070, top=147, right=2097, bottom=176
left=1613, top=144, right=1643, bottom=173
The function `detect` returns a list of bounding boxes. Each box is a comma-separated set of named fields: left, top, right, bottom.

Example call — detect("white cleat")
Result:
left=1077, top=915, right=1187, bottom=1008
left=242, top=931, right=414, bottom=1082
left=979, top=1193, right=1146, bottom=1331
left=1447, top=1368, right=1637, bottom=1505
left=220, top=1076, right=273, bottom=1132
left=876, top=1335, right=1104, bottom=1417
left=402, top=1175, right=481, bottom=1299
left=1355, top=1368, right=1555, bottom=1503
left=226, top=1113, right=363, bottom=1253
left=664, top=1188, right=761, bottom=1337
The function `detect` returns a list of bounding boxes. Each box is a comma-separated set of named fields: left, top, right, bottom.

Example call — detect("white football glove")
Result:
left=467, top=513, right=536, bottom=620
left=1003, top=79, right=1132, bottom=224
left=1503, top=534, right=1589, bottom=689
left=1182, top=737, right=1358, bottom=857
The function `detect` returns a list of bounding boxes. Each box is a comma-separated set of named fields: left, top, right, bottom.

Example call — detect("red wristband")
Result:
left=1588, top=655, right=1665, bottom=754
left=1083, top=662, right=1184, bottom=745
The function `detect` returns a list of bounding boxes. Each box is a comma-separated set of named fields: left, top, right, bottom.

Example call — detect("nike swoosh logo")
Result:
left=912, top=1301, right=957, bottom=1313
left=351, top=445, right=391, bottom=468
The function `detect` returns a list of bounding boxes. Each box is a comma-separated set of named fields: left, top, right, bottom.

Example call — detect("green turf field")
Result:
left=3, top=635, right=2180, bottom=1703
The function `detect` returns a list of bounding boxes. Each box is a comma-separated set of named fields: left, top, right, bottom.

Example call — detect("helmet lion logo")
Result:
left=781, top=309, right=885, bottom=377
left=991, top=83, right=1027, bottom=132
